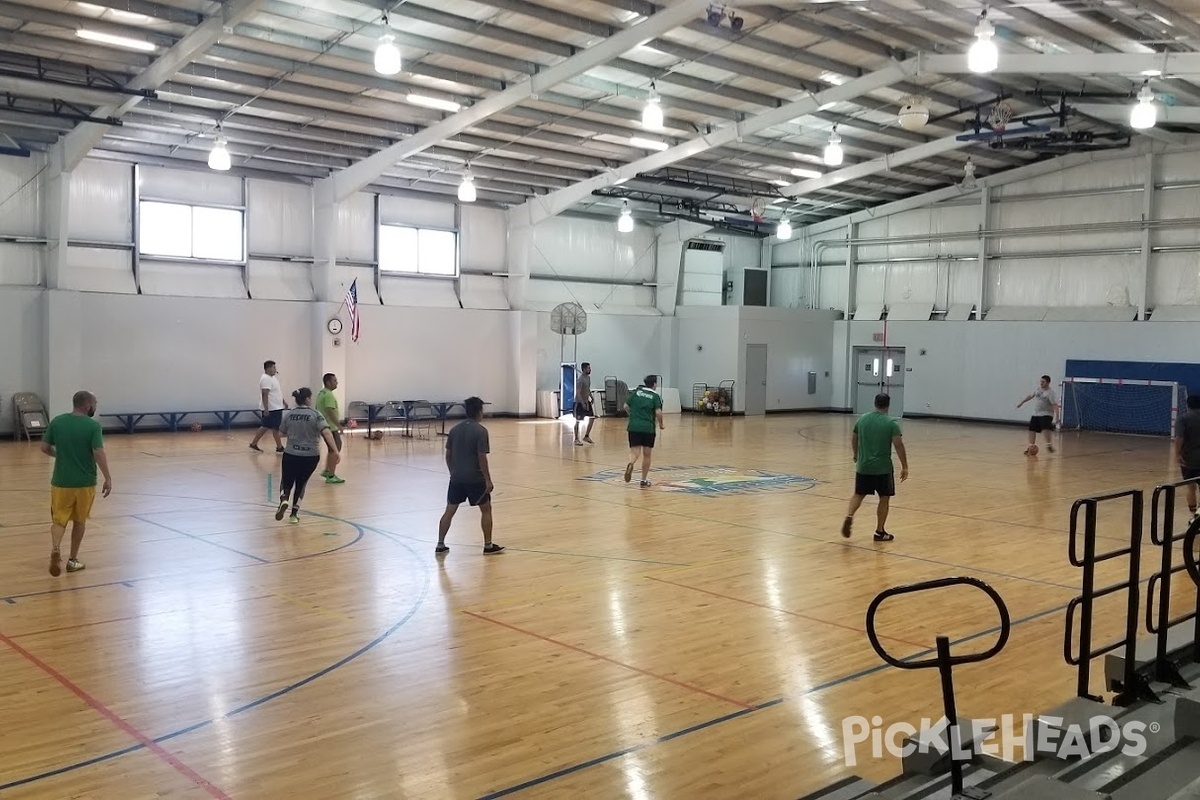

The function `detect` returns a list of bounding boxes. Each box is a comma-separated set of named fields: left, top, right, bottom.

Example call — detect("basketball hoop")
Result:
left=989, top=101, right=1013, bottom=132
left=750, top=197, right=766, bottom=223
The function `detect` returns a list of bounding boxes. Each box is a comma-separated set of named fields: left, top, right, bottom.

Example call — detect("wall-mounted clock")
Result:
left=327, top=318, right=343, bottom=335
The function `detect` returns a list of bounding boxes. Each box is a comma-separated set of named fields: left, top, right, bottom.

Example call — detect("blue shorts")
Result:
left=448, top=480, right=490, bottom=507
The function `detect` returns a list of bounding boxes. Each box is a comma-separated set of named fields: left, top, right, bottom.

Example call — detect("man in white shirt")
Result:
left=250, top=359, right=288, bottom=453
left=1017, top=374, right=1059, bottom=455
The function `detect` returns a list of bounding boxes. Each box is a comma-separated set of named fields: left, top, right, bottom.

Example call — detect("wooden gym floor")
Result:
left=0, top=412, right=1191, bottom=799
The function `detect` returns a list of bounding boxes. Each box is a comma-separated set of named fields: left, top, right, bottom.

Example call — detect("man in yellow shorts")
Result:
left=41, top=390, right=112, bottom=576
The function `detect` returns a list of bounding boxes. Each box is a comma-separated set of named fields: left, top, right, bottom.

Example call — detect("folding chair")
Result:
left=12, top=392, right=48, bottom=441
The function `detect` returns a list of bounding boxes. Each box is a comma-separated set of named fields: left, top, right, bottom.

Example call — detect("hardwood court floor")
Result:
left=0, top=413, right=1193, bottom=799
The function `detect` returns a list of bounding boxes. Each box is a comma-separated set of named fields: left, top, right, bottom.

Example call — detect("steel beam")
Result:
left=512, top=59, right=916, bottom=225
left=323, top=0, right=712, bottom=202
left=54, top=0, right=267, bottom=171
left=780, top=135, right=971, bottom=198
left=920, top=52, right=1200, bottom=76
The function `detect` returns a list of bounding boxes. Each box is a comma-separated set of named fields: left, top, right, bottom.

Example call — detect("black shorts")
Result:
left=628, top=430, right=656, bottom=449
left=1182, top=466, right=1200, bottom=482
left=263, top=409, right=283, bottom=430
left=573, top=401, right=593, bottom=420
left=447, top=480, right=490, bottom=507
left=1028, top=415, right=1054, bottom=433
left=855, top=472, right=895, bottom=497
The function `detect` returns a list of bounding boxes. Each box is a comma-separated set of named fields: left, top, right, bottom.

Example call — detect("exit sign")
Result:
left=872, top=332, right=885, bottom=342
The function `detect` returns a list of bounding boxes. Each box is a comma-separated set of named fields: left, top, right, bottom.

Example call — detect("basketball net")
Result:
left=750, top=198, right=766, bottom=223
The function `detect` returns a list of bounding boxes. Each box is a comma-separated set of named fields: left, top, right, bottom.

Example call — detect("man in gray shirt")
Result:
left=1017, top=374, right=1060, bottom=455
left=436, top=396, right=503, bottom=555
left=573, top=362, right=595, bottom=446
left=1175, top=394, right=1200, bottom=520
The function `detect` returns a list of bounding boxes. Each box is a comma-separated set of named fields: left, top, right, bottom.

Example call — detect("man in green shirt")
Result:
left=623, top=375, right=664, bottom=487
left=842, top=393, right=908, bottom=542
left=41, top=390, right=112, bottom=575
left=315, top=373, right=345, bottom=484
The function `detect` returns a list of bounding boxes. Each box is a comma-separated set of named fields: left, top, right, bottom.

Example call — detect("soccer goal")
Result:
left=1060, top=377, right=1188, bottom=438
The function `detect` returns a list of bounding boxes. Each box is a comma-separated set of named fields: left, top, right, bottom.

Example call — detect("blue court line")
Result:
left=350, top=519, right=689, bottom=567
left=132, top=515, right=269, bottom=564
left=0, top=517, right=365, bottom=604
left=0, top=518, right=428, bottom=792
left=477, top=698, right=787, bottom=800
left=474, top=599, right=1073, bottom=799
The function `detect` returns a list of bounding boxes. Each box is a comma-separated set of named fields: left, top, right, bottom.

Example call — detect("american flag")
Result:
left=345, top=279, right=360, bottom=342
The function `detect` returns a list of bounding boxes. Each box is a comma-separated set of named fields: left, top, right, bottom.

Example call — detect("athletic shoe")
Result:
left=640, top=480, right=652, bottom=488
left=841, top=517, right=853, bottom=538
left=321, top=470, right=332, bottom=478
left=325, top=476, right=345, bottom=484
left=873, top=531, right=895, bottom=542
left=624, top=462, right=634, bottom=483
left=289, top=514, right=299, bottom=525
left=49, top=549, right=61, bottom=576
left=1047, top=445, right=1056, bottom=453
left=250, top=443, right=262, bottom=452
left=276, top=447, right=285, bottom=454
left=483, top=543, right=505, bottom=554
left=574, top=440, right=583, bottom=446
left=275, top=499, right=289, bottom=521
left=435, top=544, right=449, bottom=554
left=66, top=558, right=85, bottom=572
left=584, top=436, right=594, bottom=444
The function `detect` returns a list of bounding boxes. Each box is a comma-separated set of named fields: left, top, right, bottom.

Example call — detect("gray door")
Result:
left=853, top=347, right=905, bottom=416
left=745, top=344, right=768, bottom=415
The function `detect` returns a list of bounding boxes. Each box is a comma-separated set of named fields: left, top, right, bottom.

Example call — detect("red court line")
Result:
left=0, top=630, right=230, bottom=799
left=462, top=610, right=756, bottom=710
left=647, top=576, right=931, bottom=651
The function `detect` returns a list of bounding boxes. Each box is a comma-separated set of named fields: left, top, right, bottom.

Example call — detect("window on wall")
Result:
left=139, top=201, right=244, bottom=261
left=378, top=224, right=458, bottom=276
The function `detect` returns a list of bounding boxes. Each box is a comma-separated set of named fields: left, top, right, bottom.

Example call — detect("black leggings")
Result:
left=280, top=453, right=320, bottom=509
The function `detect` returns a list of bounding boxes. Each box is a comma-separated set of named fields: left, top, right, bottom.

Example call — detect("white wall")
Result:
left=0, top=288, right=46, bottom=430
left=834, top=319, right=1200, bottom=422
left=773, top=141, right=1200, bottom=318
left=675, top=306, right=740, bottom=408
left=535, top=313, right=669, bottom=395
left=738, top=308, right=837, bottom=412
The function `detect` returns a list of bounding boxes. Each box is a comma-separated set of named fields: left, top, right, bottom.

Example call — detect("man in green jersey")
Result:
left=841, top=393, right=908, bottom=542
left=41, top=390, right=112, bottom=575
left=315, top=373, right=345, bottom=484
left=623, top=375, right=664, bottom=487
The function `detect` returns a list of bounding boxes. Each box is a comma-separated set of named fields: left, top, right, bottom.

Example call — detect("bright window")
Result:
left=139, top=201, right=244, bottom=261
left=379, top=224, right=458, bottom=276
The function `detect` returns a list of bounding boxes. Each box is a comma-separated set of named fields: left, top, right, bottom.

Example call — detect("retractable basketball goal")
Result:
left=1060, top=377, right=1188, bottom=438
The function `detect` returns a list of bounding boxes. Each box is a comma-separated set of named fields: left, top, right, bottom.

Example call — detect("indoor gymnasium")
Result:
left=4, top=0, right=1200, bottom=798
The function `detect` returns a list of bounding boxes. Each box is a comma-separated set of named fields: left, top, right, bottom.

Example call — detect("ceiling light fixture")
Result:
left=75, top=29, right=156, bottom=51
left=617, top=201, right=634, bottom=233
left=208, top=131, right=231, bottom=172
left=458, top=166, right=476, bottom=202
left=961, top=158, right=977, bottom=189
left=791, top=167, right=823, bottom=179
left=407, top=94, right=460, bottom=112
left=728, top=11, right=743, bottom=31
left=642, top=82, right=663, bottom=131
left=823, top=127, right=843, bottom=167
left=776, top=219, right=792, bottom=240
left=630, top=136, right=669, bottom=151
left=898, top=97, right=930, bottom=131
left=968, top=10, right=999, bottom=73
left=1130, top=83, right=1157, bottom=129
left=374, top=15, right=401, bottom=76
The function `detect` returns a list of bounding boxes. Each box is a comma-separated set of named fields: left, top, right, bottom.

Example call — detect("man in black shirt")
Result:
left=1175, top=394, right=1200, bottom=520
left=436, top=396, right=504, bottom=555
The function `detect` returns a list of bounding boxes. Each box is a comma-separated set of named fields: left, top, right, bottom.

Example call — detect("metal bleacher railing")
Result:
left=866, top=576, right=1012, bottom=798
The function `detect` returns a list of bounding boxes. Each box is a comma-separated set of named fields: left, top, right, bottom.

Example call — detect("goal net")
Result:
left=1061, top=378, right=1188, bottom=438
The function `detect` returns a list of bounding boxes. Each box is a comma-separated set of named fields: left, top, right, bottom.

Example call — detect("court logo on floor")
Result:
left=580, top=465, right=819, bottom=496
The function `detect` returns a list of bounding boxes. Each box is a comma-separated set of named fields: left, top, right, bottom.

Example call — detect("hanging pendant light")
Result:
left=642, top=82, right=663, bottom=131
left=458, top=167, right=476, bottom=202
left=1130, top=83, right=1157, bottom=130
left=208, top=133, right=231, bottom=171
left=776, top=219, right=792, bottom=240
left=967, top=11, right=999, bottom=74
left=823, top=128, right=843, bottom=167
left=617, top=201, right=634, bottom=233
left=374, top=15, right=401, bottom=75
